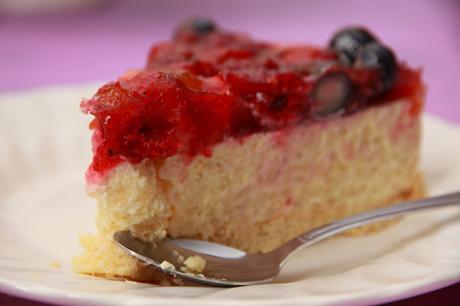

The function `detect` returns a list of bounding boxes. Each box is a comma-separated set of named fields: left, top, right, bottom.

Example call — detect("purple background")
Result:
left=1, top=0, right=459, bottom=123
left=0, top=0, right=459, bottom=305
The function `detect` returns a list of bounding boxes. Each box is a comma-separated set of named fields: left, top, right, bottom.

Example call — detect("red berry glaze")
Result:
left=81, top=21, right=423, bottom=175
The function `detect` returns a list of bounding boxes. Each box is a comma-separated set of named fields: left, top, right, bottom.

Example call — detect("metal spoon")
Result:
left=114, top=191, right=460, bottom=287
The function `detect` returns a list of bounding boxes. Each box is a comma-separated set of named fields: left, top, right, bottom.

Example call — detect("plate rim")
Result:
left=0, top=272, right=459, bottom=306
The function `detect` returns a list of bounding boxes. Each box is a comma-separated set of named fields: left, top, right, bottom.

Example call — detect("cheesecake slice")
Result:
left=74, top=19, right=425, bottom=282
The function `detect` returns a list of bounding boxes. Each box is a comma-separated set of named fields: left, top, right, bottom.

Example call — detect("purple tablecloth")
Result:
left=1, top=0, right=459, bottom=123
left=0, top=0, right=458, bottom=305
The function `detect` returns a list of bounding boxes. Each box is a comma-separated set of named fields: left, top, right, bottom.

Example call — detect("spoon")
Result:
left=114, top=191, right=460, bottom=287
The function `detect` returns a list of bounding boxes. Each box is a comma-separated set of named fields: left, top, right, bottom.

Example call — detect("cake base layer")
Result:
left=74, top=177, right=424, bottom=283
left=74, top=100, right=424, bottom=283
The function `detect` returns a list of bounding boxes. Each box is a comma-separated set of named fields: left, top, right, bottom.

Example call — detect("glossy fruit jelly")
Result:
left=81, top=21, right=424, bottom=175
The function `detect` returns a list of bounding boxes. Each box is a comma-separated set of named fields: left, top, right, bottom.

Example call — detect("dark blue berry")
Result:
left=175, top=17, right=216, bottom=37
left=355, top=42, right=397, bottom=93
left=191, top=18, right=216, bottom=35
left=329, top=27, right=376, bottom=65
left=311, top=72, right=353, bottom=118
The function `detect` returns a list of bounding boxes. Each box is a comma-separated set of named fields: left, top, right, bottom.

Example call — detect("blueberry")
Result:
left=175, top=17, right=217, bottom=37
left=329, top=27, right=376, bottom=65
left=311, top=72, right=353, bottom=118
left=355, top=42, right=397, bottom=93
left=191, top=18, right=216, bottom=35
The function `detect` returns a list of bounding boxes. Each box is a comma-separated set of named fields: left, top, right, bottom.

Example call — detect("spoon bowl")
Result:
left=114, top=231, right=283, bottom=286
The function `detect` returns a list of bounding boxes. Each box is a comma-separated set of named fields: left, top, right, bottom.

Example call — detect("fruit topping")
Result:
left=174, top=17, right=217, bottom=39
left=355, top=42, right=397, bottom=94
left=82, top=20, right=423, bottom=174
left=190, top=18, right=216, bottom=35
left=329, top=26, right=398, bottom=95
left=270, top=95, right=289, bottom=111
left=329, top=27, right=376, bottom=65
left=311, top=72, right=352, bottom=118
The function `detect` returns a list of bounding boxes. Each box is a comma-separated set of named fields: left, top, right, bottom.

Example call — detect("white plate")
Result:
left=0, top=84, right=459, bottom=306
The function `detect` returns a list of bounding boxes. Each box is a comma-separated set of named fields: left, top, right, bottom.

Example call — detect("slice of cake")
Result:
left=74, top=19, right=425, bottom=282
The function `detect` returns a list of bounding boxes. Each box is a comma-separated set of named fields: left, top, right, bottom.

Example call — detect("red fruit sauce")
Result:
left=81, top=24, right=423, bottom=175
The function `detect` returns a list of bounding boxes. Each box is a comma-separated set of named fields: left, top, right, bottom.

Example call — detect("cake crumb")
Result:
left=159, top=261, right=176, bottom=272
left=181, top=256, right=206, bottom=273
left=49, top=261, right=61, bottom=269
left=29, top=270, right=42, bottom=279
left=172, top=250, right=185, bottom=263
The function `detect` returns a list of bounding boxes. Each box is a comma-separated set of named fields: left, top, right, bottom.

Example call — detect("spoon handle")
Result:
left=284, top=191, right=460, bottom=255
